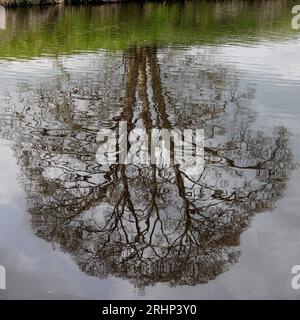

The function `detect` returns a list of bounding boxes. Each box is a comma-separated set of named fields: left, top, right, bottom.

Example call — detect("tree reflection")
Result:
left=1, top=47, right=294, bottom=290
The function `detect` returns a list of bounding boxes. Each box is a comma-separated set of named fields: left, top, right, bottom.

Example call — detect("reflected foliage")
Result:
left=0, top=0, right=297, bottom=58
left=0, top=46, right=294, bottom=290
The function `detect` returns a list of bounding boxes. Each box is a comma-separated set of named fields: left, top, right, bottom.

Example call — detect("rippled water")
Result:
left=0, top=1, right=300, bottom=299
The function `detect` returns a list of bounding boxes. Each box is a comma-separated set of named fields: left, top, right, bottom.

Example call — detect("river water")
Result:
left=0, top=1, right=300, bottom=299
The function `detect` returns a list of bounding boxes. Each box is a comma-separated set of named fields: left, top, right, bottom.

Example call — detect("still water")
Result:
left=0, top=1, right=300, bottom=299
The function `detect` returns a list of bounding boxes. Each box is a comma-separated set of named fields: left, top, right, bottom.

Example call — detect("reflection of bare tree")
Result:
left=0, top=47, right=294, bottom=289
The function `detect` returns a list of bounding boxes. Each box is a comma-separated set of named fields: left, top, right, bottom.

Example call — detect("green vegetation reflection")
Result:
left=0, top=0, right=298, bottom=59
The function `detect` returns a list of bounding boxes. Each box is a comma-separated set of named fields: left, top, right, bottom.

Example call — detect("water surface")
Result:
left=0, top=1, right=300, bottom=299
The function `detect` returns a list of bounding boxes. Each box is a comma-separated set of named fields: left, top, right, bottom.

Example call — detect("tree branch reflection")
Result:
left=1, top=47, right=294, bottom=290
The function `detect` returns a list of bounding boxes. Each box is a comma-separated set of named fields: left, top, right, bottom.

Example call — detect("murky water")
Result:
left=0, top=1, right=300, bottom=299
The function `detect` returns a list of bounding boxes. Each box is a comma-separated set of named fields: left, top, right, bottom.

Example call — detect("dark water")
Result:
left=0, top=1, right=300, bottom=299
